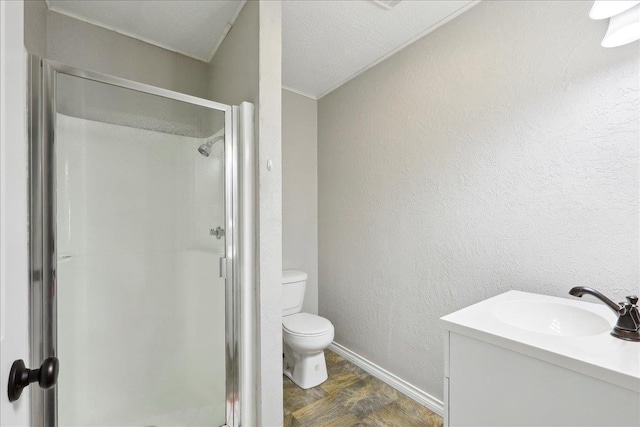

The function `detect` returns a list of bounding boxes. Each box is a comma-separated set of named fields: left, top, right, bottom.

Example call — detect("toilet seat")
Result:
left=283, top=313, right=333, bottom=337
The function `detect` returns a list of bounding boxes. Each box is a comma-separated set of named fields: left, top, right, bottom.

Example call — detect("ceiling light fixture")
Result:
left=601, top=4, right=640, bottom=47
left=371, top=0, right=401, bottom=11
left=590, top=1, right=640, bottom=19
left=590, top=1, right=640, bottom=47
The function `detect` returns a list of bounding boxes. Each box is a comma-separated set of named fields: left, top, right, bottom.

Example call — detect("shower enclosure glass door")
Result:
left=30, top=59, right=236, bottom=427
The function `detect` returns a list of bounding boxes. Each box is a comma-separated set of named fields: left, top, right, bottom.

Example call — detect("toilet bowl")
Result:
left=282, top=271, right=335, bottom=389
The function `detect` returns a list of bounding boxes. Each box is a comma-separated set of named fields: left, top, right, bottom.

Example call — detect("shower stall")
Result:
left=26, top=56, right=254, bottom=427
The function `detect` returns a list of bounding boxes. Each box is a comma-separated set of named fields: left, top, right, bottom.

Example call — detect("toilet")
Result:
left=282, top=270, right=335, bottom=389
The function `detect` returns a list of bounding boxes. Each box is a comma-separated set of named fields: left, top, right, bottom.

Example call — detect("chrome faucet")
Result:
left=569, top=287, right=640, bottom=342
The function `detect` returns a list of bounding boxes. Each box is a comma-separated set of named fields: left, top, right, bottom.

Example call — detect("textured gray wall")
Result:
left=207, top=1, right=258, bottom=106
left=44, top=8, right=209, bottom=98
left=25, top=1, right=216, bottom=147
left=283, top=89, right=318, bottom=315
left=318, top=0, right=639, bottom=403
left=256, top=3, right=283, bottom=425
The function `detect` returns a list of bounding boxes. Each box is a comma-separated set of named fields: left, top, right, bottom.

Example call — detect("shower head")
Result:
left=198, top=142, right=212, bottom=157
left=198, top=135, right=224, bottom=157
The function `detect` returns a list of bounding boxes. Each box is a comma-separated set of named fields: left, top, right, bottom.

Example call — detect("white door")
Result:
left=0, top=0, right=30, bottom=426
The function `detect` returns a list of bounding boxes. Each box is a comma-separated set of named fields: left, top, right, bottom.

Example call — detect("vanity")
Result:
left=441, top=291, right=640, bottom=427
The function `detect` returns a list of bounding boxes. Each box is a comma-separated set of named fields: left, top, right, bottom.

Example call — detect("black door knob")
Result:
left=7, top=357, right=59, bottom=402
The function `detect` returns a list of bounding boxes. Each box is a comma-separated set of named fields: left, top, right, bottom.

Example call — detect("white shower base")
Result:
left=91, top=399, right=225, bottom=427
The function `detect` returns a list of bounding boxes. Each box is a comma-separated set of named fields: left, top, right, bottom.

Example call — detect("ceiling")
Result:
left=46, top=0, right=246, bottom=62
left=283, top=1, right=477, bottom=98
left=46, top=0, right=477, bottom=99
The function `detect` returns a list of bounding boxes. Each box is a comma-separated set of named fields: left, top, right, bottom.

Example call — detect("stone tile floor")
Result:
left=283, top=350, right=443, bottom=427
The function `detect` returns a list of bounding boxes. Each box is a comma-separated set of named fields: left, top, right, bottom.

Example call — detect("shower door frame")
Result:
left=28, top=55, right=241, bottom=427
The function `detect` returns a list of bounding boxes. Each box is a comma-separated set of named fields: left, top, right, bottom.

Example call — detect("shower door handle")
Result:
left=7, top=357, right=59, bottom=402
left=219, top=256, right=227, bottom=279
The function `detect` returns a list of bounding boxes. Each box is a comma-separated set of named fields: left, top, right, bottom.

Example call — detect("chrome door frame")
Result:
left=28, top=55, right=240, bottom=427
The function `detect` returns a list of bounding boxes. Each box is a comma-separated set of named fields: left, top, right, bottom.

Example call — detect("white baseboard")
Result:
left=328, top=341, right=444, bottom=417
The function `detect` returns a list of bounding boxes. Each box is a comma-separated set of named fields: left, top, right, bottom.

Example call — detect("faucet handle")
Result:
left=626, top=295, right=638, bottom=306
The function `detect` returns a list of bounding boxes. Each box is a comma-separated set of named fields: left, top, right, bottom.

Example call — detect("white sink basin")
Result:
left=492, top=300, right=612, bottom=336
left=441, top=291, right=640, bottom=393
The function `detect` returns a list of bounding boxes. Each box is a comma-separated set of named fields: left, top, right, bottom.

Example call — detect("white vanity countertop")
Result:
left=440, top=291, right=640, bottom=393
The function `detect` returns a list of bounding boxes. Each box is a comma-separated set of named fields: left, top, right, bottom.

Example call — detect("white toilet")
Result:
left=282, top=270, right=335, bottom=389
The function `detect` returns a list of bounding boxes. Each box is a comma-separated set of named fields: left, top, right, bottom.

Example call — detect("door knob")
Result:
left=7, top=357, right=59, bottom=402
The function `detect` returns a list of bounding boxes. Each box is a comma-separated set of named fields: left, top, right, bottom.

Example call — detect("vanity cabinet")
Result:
left=443, top=332, right=639, bottom=427
left=441, top=291, right=640, bottom=427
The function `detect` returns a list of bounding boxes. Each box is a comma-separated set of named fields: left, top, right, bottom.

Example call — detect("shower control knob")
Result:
left=210, top=226, right=225, bottom=239
left=7, top=357, right=59, bottom=402
left=626, top=296, right=638, bottom=305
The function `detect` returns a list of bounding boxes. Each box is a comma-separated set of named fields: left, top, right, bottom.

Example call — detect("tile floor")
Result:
left=283, top=350, right=443, bottom=427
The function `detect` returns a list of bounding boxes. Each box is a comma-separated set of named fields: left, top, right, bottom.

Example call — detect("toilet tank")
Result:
left=282, top=270, right=307, bottom=316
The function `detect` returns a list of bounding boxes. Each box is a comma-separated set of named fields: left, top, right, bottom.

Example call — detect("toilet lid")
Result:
left=283, top=313, right=333, bottom=336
